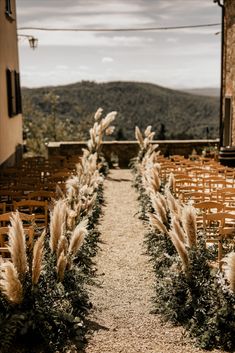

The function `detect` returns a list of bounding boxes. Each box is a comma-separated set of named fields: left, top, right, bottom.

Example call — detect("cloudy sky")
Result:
left=16, top=0, right=222, bottom=89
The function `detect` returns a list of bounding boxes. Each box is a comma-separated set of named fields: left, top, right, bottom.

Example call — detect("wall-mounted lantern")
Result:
left=18, top=34, right=38, bottom=49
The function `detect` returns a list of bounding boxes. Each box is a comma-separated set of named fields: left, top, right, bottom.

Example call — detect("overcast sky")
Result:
left=16, top=0, right=222, bottom=89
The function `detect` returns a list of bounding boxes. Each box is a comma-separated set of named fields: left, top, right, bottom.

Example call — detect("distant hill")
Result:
left=180, top=87, right=220, bottom=97
left=22, top=81, right=220, bottom=145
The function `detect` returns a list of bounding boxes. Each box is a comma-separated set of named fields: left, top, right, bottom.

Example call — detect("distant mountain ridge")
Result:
left=180, top=87, right=220, bottom=97
left=22, top=81, right=220, bottom=141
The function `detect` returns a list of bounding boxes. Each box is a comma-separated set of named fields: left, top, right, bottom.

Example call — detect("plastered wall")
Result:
left=0, top=0, right=22, bottom=166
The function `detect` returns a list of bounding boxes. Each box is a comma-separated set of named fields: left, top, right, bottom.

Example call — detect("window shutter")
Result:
left=6, top=68, right=13, bottom=117
left=15, top=72, right=22, bottom=114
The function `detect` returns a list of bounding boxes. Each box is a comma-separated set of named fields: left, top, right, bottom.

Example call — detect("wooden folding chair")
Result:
left=194, top=201, right=224, bottom=229
left=203, top=212, right=235, bottom=268
left=0, top=225, right=34, bottom=257
left=13, top=200, right=48, bottom=228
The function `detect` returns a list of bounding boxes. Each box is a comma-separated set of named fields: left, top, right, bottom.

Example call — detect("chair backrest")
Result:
left=0, top=202, right=6, bottom=214
left=13, top=200, right=48, bottom=227
left=27, top=190, right=55, bottom=201
left=203, top=212, right=235, bottom=230
left=194, top=201, right=224, bottom=213
left=0, top=212, right=35, bottom=227
left=0, top=225, right=34, bottom=257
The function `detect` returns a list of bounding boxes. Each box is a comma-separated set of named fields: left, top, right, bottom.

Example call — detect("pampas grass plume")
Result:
left=32, top=230, right=45, bottom=285
left=182, top=205, right=197, bottom=248
left=148, top=212, right=169, bottom=234
left=94, top=107, right=103, bottom=121
left=0, top=261, right=23, bottom=304
left=224, top=252, right=235, bottom=293
left=135, top=126, right=144, bottom=147
left=57, top=235, right=69, bottom=259
left=171, top=217, right=186, bottom=243
left=169, top=230, right=189, bottom=272
left=151, top=195, right=167, bottom=223
left=68, top=222, right=88, bottom=256
left=56, top=251, right=67, bottom=282
left=8, top=211, right=28, bottom=276
left=50, top=199, right=67, bottom=253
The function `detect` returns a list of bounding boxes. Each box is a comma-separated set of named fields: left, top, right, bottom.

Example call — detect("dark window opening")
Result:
left=6, top=69, right=22, bottom=118
left=223, top=97, right=232, bottom=146
left=5, top=0, right=14, bottom=20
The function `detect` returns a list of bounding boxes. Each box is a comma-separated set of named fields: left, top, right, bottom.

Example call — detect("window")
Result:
left=6, top=69, right=22, bottom=117
left=5, top=0, right=14, bottom=20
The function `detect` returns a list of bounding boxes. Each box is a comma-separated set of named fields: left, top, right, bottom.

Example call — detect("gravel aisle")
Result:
left=85, top=169, right=226, bottom=353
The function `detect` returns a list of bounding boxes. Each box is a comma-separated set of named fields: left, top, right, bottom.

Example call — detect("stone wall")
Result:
left=47, top=140, right=219, bottom=168
left=224, top=0, right=235, bottom=145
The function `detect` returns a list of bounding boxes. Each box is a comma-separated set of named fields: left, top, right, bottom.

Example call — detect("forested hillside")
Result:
left=22, top=81, right=220, bottom=155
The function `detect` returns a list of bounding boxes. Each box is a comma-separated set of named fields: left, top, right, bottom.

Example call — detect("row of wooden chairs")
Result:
left=156, top=155, right=235, bottom=269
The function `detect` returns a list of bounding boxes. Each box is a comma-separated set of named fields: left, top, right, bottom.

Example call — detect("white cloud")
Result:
left=56, top=64, right=68, bottom=70
left=102, top=57, right=114, bottom=63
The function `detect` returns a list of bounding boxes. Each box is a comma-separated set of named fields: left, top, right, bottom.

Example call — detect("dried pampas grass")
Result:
left=169, top=230, right=189, bottom=272
left=166, top=190, right=181, bottom=219
left=148, top=212, right=169, bottom=235
left=182, top=205, right=197, bottom=248
left=32, top=230, right=45, bottom=285
left=171, top=217, right=186, bottom=244
left=135, top=126, right=144, bottom=147
left=68, top=220, right=88, bottom=256
left=94, top=107, right=103, bottom=121
left=0, top=261, right=23, bottom=304
left=50, top=199, right=67, bottom=253
left=151, top=196, right=167, bottom=224
left=8, top=211, right=28, bottom=276
left=224, top=252, right=235, bottom=293
left=57, top=235, right=69, bottom=259
left=56, top=251, right=67, bottom=282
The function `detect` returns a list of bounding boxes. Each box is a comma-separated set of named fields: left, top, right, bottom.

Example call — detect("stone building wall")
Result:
left=223, top=0, right=235, bottom=145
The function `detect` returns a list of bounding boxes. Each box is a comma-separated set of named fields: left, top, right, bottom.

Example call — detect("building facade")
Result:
left=0, top=0, right=23, bottom=167
left=215, top=0, right=235, bottom=148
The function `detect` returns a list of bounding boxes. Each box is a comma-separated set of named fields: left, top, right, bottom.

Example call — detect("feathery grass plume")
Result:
left=151, top=195, right=167, bottom=223
left=56, top=184, right=65, bottom=199
left=169, top=230, right=189, bottom=272
left=8, top=211, right=28, bottom=276
left=105, top=125, right=115, bottom=136
left=68, top=220, right=88, bottom=256
left=101, top=111, right=117, bottom=130
left=151, top=168, right=161, bottom=192
left=0, top=261, right=23, bottom=304
left=32, top=230, right=45, bottom=285
left=135, top=126, right=144, bottom=147
left=154, top=162, right=161, bottom=174
left=165, top=172, right=175, bottom=192
left=56, top=251, right=67, bottom=282
left=67, top=209, right=77, bottom=230
left=87, top=193, right=97, bottom=213
left=156, top=192, right=168, bottom=212
left=94, top=107, right=103, bottom=121
left=224, top=252, right=235, bottom=293
left=57, top=235, right=69, bottom=259
left=166, top=190, right=181, bottom=218
left=148, top=212, right=169, bottom=234
left=182, top=205, right=197, bottom=248
left=171, top=217, right=186, bottom=243
left=49, top=199, right=67, bottom=253
left=66, top=176, right=80, bottom=196
left=144, top=125, right=152, bottom=137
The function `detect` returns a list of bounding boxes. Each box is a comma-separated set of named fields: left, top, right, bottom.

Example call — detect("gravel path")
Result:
left=85, top=169, right=226, bottom=353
